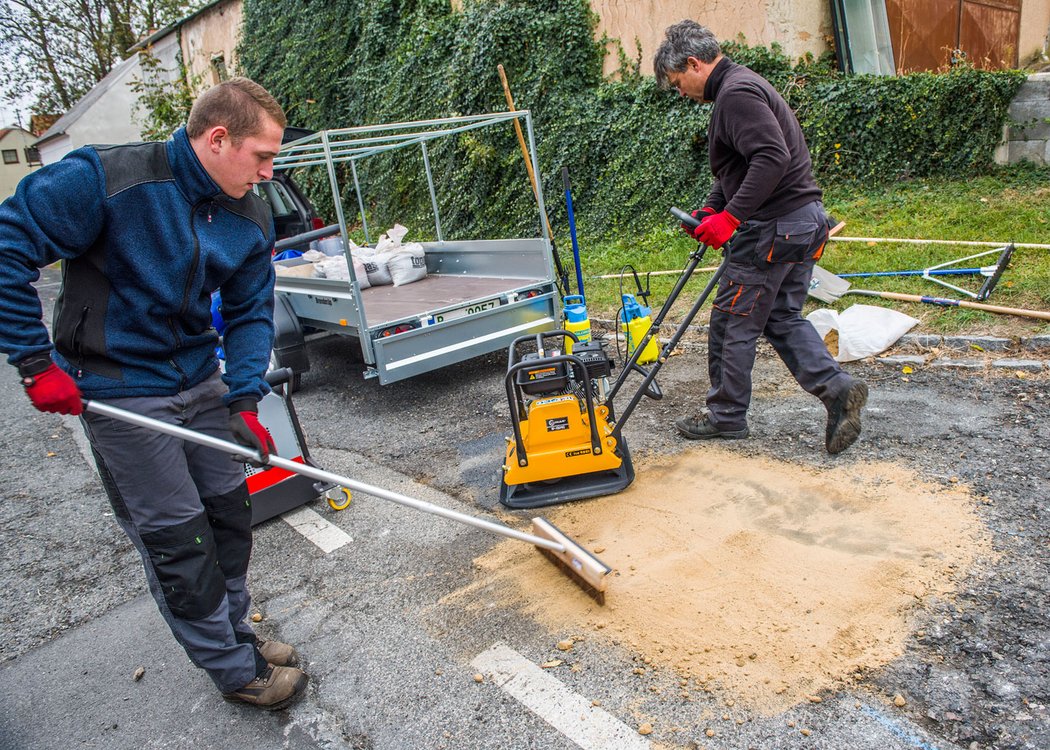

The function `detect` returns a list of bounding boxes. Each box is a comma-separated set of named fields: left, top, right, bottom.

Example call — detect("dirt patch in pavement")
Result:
left=451, top=446, right=991, bottom=713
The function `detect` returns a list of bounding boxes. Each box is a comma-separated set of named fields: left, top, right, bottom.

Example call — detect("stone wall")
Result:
left=995, top=73, right=1050, bottom=165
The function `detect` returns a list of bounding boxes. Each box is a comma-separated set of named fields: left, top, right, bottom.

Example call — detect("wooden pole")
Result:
left=832, top=236, right=1050, bottom=250
left=848, top=290, right=1050, bottom=321
left=497, top=64, right=554, bottom=241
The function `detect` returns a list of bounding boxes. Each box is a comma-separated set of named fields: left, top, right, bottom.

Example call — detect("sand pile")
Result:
left=451, top=447, right=990, bottom=712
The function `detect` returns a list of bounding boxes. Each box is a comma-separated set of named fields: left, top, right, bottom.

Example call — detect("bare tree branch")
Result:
left=0, top=0, right=197, bottom=116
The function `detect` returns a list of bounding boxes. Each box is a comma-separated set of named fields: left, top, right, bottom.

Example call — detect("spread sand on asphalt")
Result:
left=450, top=446, right=990, bottom=713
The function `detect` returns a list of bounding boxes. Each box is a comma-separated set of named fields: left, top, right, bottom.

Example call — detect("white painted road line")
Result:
left=472, top=642, right=651, bottom=750
left=282, top=506, right=352, bottom=553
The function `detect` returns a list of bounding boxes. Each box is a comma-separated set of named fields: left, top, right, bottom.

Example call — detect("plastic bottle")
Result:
left=620, top=294, right=659, bottom=365
left=562, top=295, right=591, bottom=354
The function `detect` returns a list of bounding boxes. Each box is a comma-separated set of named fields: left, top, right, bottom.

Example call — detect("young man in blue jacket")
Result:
left=654, top=21, right=869, bottom=455
left=0, top=77, right=308, bottom=709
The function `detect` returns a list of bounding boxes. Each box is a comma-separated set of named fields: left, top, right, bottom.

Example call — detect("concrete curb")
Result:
left=592, top=320, right=1050, bottom=371
left=881, top=334, right=1050, bottom=371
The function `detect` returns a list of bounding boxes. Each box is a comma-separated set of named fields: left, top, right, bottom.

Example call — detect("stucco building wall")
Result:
left=1018, top=1, right=1050, bottom=65
left=180, top=0, right=244, bottom=94
left=0, top=128, right=40, bottom=199
left=35, top=32, right=181, bottom=165
left=590, top=0, right=832, bottom=76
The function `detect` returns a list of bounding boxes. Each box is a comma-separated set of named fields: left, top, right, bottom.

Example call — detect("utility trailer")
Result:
left=269, top=113, right=561, bottom=385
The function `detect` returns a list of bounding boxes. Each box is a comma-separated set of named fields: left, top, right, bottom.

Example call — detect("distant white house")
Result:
left=34, top=32, right=181, bottom=166
left=0, top=126, right=42, bottom=199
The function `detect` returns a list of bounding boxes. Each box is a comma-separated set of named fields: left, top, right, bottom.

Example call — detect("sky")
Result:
left=0, top=94, right=35, bottom=130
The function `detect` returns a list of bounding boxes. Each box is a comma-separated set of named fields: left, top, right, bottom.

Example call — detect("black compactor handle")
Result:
left=264, top=367, right=295, bottom=387
left=670, top=206, right=701, bottom=231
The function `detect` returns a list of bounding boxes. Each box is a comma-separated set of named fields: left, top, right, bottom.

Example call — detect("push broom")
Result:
left=83, top=399, right=612, bottom=603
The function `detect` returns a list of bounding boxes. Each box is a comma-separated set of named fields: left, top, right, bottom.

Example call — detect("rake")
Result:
left=836, top=244, right=1014, bottom=301
left=808, top=264, right=1050, bottom=321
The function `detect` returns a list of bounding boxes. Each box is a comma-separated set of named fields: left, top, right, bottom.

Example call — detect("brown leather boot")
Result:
left=258, top=639, right=300, bottom=667
left=223, top=665, right=308, bottom=710
left=826, top=379, right=869, bottom=454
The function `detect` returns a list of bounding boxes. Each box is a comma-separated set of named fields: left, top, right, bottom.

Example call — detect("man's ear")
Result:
left=686, top=56, right=702, bottom=73
left=204, top=125, right=230, bottom=154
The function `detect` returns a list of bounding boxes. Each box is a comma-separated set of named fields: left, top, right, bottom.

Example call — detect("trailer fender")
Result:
left=271, top=292, right=309, bottom=391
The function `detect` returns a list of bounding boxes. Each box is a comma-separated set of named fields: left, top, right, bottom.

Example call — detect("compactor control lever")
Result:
left=670, top=206, right=702, bottom=231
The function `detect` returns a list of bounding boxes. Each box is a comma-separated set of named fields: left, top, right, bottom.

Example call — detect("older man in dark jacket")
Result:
left=654, top=20, right=868, bottom=455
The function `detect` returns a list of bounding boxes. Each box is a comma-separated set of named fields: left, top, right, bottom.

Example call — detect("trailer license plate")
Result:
left=432, top=297, right=500, bottom=323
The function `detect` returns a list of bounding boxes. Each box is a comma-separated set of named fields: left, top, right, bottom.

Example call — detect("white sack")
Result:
left=313, top=255, right=350, bottom=281
left=388, top=242, right=427, bottom=286
left=373, top=224, right=407, bottom=254
left=352, top=255, right=371, bottom=288
left=807, top=304, right=919, bottom=362
left=359, top=252, right=393, bottom=286
left=308, top=253, right=371, bottom=288
left=386, top=223, right=409, bottom=245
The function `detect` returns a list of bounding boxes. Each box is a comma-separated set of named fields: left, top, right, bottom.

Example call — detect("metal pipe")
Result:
left=525, top=112, right=556, bottom=288
left=607, top=250, right=729, bottom=430
left=83, top=400, right=566, bottom=553
left=349, top=160, right=370, bottom=244
left=421, top=142, right=443, bottom=242
left=321, top=130, right=373, bottom=365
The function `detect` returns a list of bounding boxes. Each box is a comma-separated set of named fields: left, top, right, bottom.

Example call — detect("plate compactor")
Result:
left=500, top=208, right=730, bottom=509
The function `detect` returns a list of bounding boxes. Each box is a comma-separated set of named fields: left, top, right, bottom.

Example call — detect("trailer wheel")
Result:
left=327, top=487, right=352, bottom=511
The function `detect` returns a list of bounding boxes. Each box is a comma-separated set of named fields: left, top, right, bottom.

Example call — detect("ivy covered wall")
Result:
left=238, top=0, right=1025, bottom=240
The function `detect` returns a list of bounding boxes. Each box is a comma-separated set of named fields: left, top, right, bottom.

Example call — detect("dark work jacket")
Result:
left=0, top=127, right=276, bottom=404
left=702, top=58, right=822, bottom=222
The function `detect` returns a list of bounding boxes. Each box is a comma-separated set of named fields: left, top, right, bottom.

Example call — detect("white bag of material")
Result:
left=351, top=255, right=371, bottom=288
left=347, top=224, right=427, bottom=286
left=388, top=242, right=427, bottom=286
left=807, top=304, right=919, bottom=362
left=310, top=253, right=371, bottom=288
left=313, top=255, right=349, bottom=280
left=374, top=223, right=409, bottom=253
left=354, top=250, right=392, bottom=286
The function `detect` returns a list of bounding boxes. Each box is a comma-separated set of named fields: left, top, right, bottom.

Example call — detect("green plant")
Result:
left=131, top=46, right=196, bottom=141
left=238, top=0, right=1026, bottom=246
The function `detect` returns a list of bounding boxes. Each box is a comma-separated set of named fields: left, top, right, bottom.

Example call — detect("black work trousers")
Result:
left=705, top=200, right=852, bottom=430
left=80, top=370, right=265, bottom=693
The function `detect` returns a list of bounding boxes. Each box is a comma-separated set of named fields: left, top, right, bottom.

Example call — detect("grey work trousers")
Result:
left=706, top=200, right=853, bottom=431
left=80, top=370, right=265, bottom=693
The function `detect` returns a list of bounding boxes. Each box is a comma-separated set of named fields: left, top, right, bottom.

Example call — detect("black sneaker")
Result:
left=826, top=379, right=869, bottom=454
left=223, top=665, right=308, bottom=710
left=675, top=413, right=750, bottom=440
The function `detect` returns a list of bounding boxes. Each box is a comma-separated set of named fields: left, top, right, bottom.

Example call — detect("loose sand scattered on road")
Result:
left=448, top=446, right=990, bottom=713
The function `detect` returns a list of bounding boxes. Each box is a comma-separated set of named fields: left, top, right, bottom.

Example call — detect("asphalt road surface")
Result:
left=1, top=266, right=1047, bottom=750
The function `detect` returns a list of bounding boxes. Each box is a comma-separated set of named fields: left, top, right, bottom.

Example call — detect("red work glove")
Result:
left=229, top=401, right=276, bottom=464
left=20, top=361, right=83, bottom=415
left=694, top=209, right=741, bottom=250
left=680, top=207, right=715, bottom=237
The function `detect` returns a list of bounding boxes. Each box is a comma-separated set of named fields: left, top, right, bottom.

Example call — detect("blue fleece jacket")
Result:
left=0, top=128, right=276, bottom=405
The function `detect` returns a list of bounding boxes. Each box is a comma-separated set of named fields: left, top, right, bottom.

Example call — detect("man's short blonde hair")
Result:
left=186, top=77, right=286, bottom=143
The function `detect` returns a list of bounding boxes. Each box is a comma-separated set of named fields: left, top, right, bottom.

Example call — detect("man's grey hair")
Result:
left=653, top=20, right=722, bottom=89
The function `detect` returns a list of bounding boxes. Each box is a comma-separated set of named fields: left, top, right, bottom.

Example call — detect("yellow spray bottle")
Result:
left=620, top=294, right=659, bottom=365
left=562, top=294, right=591, bottom=354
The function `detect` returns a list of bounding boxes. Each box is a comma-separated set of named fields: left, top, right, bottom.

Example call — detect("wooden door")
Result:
left=884, top=0, right=1021, bottom=71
